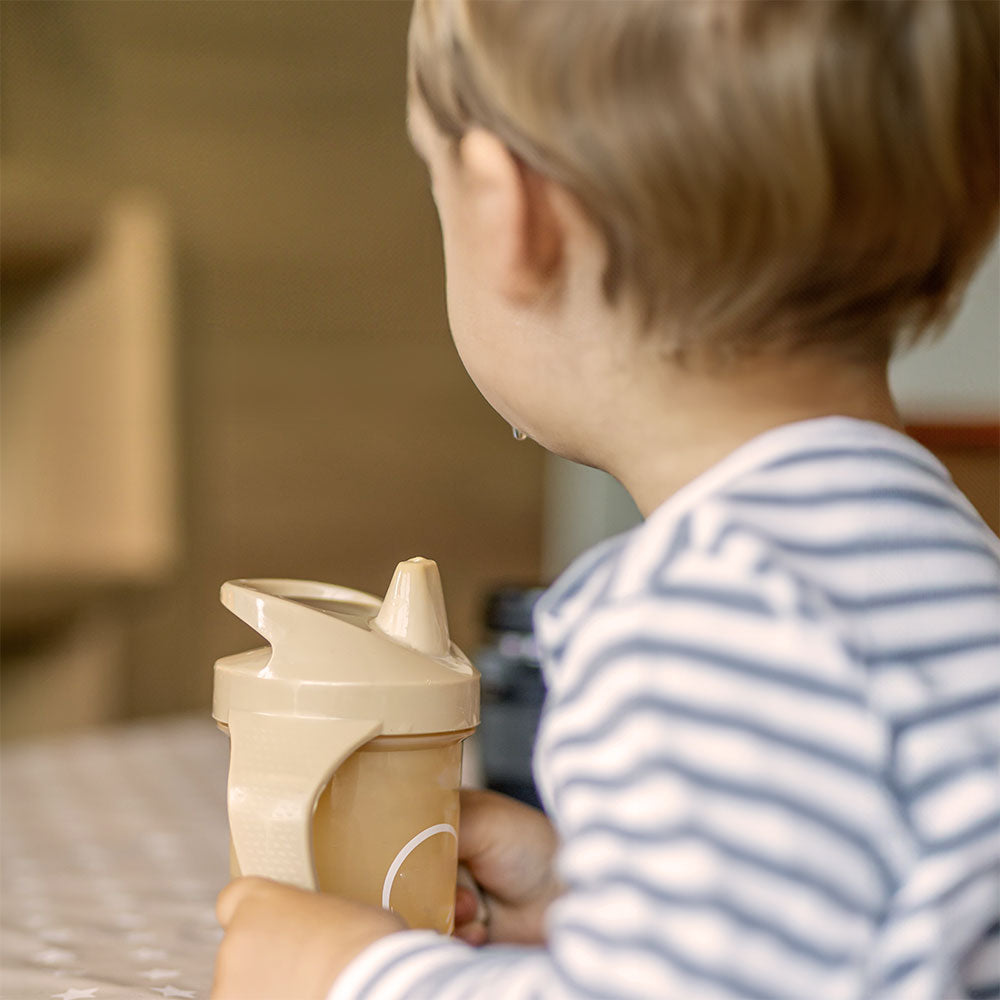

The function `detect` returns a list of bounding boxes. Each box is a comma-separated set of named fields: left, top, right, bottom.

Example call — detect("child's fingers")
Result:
left=216, top=876, right=272, bottom=928
left=454, top=919, right=489, bottom=946
left=454, top=884, right=480, bottom=924
left=455, top=868, right=491, bottom=946
left=455, top=864, right=490, bottom=924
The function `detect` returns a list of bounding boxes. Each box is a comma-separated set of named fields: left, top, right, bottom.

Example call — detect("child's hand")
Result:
left=454, top=788, right=562, bottom=947
left=211, top=876, right=405, bottom=1000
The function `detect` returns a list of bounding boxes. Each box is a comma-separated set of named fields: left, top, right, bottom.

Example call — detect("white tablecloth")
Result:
left=1, top=716, right=231, bottom=1000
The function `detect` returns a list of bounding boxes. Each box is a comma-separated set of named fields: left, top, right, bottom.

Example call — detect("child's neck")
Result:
left=596, top=350, right=903, bottom=518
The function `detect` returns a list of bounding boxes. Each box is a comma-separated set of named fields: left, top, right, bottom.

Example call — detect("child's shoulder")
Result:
left=538, top=417, right=1000, bottom=705
left=616, top=416, right=998, bottom=608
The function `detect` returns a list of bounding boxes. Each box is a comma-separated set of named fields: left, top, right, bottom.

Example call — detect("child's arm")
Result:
left=211, top=877, right=404, bottom=1000
left=213, top=549, right=944, bottom=1000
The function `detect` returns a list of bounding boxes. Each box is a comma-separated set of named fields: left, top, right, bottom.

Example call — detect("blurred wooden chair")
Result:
left=1, top=164, right=177, bottom=740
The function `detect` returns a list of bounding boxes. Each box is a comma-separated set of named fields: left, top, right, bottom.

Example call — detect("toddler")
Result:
left=212, top=2, right=1000, bottom=998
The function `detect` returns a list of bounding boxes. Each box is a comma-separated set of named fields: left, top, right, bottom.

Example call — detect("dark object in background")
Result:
left=476, top=586, right=547, bottom=809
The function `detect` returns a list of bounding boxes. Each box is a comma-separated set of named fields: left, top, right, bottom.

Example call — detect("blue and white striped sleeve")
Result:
left=329, top=549, right=905, bottom=1000
left=532, top=549, right=901, bottom=1000
left=327, top=931, right=558, bottom=1000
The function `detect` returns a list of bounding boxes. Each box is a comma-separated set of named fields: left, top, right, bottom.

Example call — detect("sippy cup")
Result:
left=212, top=557, right=480, bottom=934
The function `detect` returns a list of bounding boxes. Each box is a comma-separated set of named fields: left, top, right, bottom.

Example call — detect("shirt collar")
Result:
left=531, top=416, right=929, bottom=657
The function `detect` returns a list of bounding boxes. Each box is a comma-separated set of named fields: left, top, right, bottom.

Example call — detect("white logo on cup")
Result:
left=381, top=823, right=458, bottom=910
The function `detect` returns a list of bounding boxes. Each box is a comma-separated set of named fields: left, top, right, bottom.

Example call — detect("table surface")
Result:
left=1, top=716, right=231, bottom=1000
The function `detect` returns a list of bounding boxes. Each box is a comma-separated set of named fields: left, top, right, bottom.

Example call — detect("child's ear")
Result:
left=459, top=129, right=563, bottom=304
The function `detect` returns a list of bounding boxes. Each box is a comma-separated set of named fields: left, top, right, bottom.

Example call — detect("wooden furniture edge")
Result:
left=905, top=423, right=1000, bottom=450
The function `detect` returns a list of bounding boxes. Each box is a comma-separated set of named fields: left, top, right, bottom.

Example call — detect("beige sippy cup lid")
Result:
left=212, top=557, right=480, bottom=735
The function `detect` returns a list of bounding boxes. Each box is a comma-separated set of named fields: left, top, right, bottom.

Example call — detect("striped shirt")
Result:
left=331, top=417, right=1000, bottom=1000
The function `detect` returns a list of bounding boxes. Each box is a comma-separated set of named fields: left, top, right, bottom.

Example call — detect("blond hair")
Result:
left=409, top=0, right=999, bottom=366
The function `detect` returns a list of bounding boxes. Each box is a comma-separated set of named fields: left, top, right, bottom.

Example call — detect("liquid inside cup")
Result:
left=228, top=730, right=468, bottom=934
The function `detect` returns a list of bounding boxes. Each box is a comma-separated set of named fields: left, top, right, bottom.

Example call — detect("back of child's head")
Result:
left=409, top=0, right=998, bottom=368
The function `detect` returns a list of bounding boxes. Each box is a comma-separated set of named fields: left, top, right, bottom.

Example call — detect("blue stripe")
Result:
left=556, top=635, right=866, bottom=714
left=726, top=485, right=988, bottom=535
left=710, top=525, right=996, bottom=561
left=402, top=955, right=481, bottom=1000
left=868, top=633, right=1000, bottom=668
left=761, top=445, right=947, bottom=483
left=881, top=954, right=923, bottom=989
left=540, top=515, right=693, bottom=641
left=647, top=578, right=775, bottom=615
left=904, top=857, right=1000, bottom=915
left=594, top=514, right=695, bottom=619
left=727, top=484, right=972, bottom=513
left=356, top=943, right=549, bottom=1000
left=894, top=687, right=1000, bottom=737
left=924, top=810, right=1000, bottom=855
left=538, top=535, right=625, bottom=617
left=555, top=919, right=814, bottom=1000
left=573, top=819, right=880, bottom=918
left=829, top=584, right=1000, bottom=612
left=905, top=750, right=1000, bottom=800
left=548, top=691, right=878, bottom=783
left=548, top=941, right=621, bottom=1000
left=649, top=512, right=693, bottom=582
left=403, top=945, right=547, bottom=999
left=572, top=868, right=856, bottom=967
left=555, top=755, right=897, bottom=895
left=355, top=939, right=459, bottom=1000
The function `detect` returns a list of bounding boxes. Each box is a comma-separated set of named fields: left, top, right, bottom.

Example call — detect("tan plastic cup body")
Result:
left=215, top=565, right=480, bottom=935
left=226, top=729, right=471, bottom=934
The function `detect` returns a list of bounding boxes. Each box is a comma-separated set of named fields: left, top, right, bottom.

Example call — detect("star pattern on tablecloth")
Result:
left=131, top=946, right=169, bottom=961
left=34, top=947, right=78, bottom=965
left=140, top=968, right=181, bottom=980
left=4, top=717, right=230, bottom=1000
left=125, top=929, right=158, bottom=944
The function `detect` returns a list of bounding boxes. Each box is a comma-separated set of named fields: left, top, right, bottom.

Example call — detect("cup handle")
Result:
left=226, top=709, right=381, bottom=890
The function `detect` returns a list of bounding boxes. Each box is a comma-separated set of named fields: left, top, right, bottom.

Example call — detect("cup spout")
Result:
left=373, top=557, right=451, bottom=657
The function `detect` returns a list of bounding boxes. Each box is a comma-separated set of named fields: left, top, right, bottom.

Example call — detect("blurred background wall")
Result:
left=1, top=0, right=546, bottom=740
left=2, top=0, right=996, bottom=743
